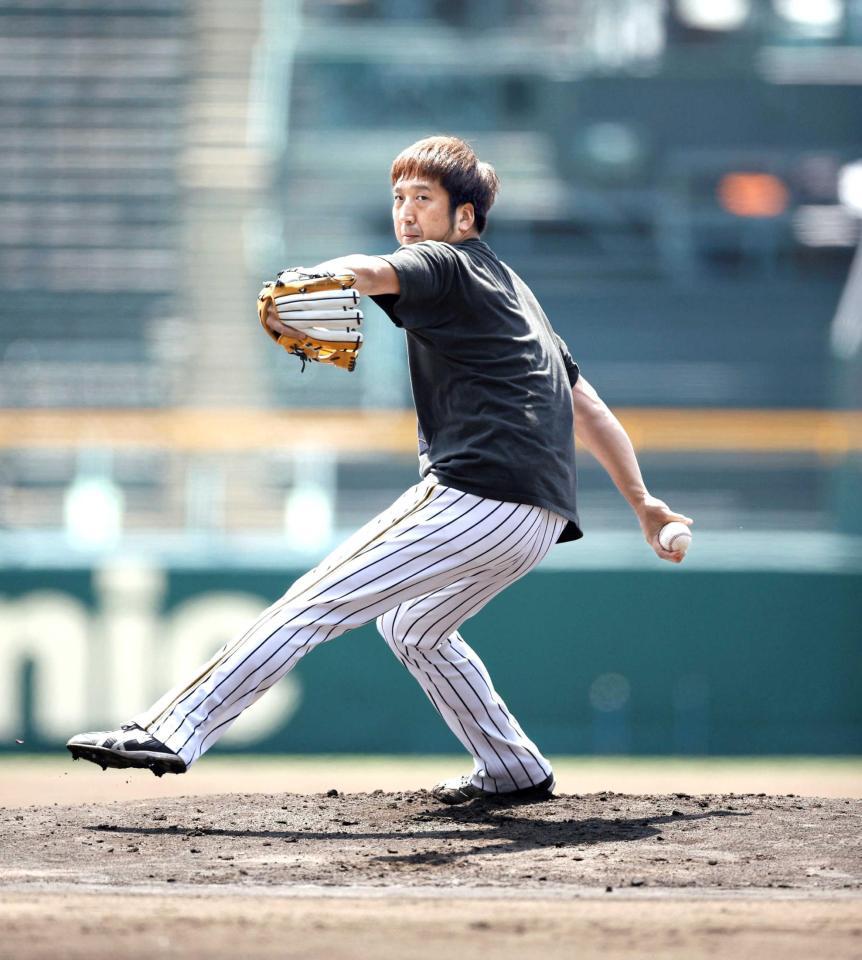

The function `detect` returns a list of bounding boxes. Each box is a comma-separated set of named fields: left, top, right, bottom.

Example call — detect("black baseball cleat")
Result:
left=432, top=773, right=556, bottom=805
left=66, top=723, right=186, bottom=778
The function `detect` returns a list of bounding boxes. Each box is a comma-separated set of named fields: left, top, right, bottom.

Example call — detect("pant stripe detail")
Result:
left=150, top=481, right=456, bottom=738
left=397, top=507, right=543, bottom=649
left=303, top=489, right=470, bottom=601
left=194, top=506, right=555, bottom=770
left=162, top=496, right=524, bottom=752
left=147, top=479, right=446, bottom=730
left=303, top=491, right=477, bottom=603
left=181, top=501, right=529, bottom=753
left=413, top=511, right=546, bottom=651
left=377, top=511, right=564, bottom=789
left=403, top=644, right=507, bottom=789
left=392, top=514, right=562, bottom=786
left=416, top=644, right=533, bottom=785
left=135, top=482, right=567, bottom=778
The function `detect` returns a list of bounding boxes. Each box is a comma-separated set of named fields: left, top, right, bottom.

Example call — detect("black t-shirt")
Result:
left=373, top=237, right=582, bottom=542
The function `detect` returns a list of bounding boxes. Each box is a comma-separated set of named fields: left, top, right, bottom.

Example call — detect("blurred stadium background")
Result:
left=0, top=0, right=860, bottom=765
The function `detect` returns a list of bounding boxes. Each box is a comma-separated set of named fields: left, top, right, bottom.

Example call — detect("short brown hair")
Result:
left=390, top=135, right=500, bottom=234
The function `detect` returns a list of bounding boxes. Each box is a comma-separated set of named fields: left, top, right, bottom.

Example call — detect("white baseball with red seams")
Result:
left=658, top=521, right=692, bottom=555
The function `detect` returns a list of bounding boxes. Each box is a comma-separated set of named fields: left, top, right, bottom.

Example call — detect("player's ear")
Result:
left=456, top=202, right=475, bottom=235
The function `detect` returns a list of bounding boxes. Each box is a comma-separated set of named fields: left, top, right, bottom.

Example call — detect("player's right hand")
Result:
left=636, top=495, right=693, bottom=563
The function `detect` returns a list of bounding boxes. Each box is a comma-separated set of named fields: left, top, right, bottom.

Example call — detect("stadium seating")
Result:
left=0, top=0, right=187, bottom=407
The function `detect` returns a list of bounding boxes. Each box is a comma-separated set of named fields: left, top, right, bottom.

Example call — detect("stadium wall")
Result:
left=1, top=565, right=859, bottom=757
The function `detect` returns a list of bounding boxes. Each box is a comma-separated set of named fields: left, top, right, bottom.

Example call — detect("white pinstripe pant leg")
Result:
left=132, top=478, right=564, bottom=768
left=377, top=506, right=564, bottom=793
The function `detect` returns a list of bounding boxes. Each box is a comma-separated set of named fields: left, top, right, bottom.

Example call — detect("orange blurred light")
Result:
left=717, top=172, right=789, bottom=218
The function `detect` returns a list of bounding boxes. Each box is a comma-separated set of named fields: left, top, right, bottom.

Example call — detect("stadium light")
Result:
left=64, top=476, right=124, bottom=549
left=838, top=160, right=862, bottom=216
left=773, top=0, right=844, bottom=29
left=284, top=484, right=333, bottom=551
left=675, top=0, right=750, bottom=31
left=283, top=450, right=336, bottom=552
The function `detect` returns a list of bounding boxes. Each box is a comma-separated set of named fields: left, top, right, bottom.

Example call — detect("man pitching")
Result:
left=67, top=136, right=692, bottom=804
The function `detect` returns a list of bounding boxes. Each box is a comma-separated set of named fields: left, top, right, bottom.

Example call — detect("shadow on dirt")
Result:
left=85, top=801, right=748, bottom=867
left=374, top=805, right=748, bottom=866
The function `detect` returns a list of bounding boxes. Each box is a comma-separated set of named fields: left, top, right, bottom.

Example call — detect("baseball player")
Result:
left=68, top=136, right=692, bottom=804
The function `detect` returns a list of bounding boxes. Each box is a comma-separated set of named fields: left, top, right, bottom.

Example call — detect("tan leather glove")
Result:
left=258, top=270, right=363, bottom=372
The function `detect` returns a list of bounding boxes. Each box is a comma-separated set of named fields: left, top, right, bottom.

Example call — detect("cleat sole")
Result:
left=66, top=743, right=186, bottom=776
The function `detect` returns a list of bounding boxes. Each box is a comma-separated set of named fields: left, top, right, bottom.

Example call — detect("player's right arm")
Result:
left=572, top=375, right=693, bottom=562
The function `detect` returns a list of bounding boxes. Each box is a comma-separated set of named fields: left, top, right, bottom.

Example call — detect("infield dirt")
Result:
left=1, top=788, right=860, bottom=959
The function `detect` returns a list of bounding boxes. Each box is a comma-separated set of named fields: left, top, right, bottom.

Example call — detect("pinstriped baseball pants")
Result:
left=134, top=476, right=566, bottom=792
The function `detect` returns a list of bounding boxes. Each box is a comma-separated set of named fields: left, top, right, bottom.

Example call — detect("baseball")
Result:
left=658, top=521, right=692, bottom=555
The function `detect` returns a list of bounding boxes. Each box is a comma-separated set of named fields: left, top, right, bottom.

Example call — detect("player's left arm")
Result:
left=308, top=255, right=399, bottom=296
left=571, top=375, right=693, bottom=562
left=263, top=255, right=399, bottom=340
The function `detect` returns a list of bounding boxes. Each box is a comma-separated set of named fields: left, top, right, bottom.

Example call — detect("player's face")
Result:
left=392, top=178, right=470, bottom=245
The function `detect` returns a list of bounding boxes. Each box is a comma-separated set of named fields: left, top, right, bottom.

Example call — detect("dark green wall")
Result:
left=2, top=566, right=859, bottom=756
left=258, top=568, right=861, bottom=756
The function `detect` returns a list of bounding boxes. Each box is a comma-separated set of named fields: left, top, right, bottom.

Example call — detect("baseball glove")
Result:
left=257, top=269, right=364, bottom=372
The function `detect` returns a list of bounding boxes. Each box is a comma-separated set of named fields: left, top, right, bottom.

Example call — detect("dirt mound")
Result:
left=4, top=791, right=860, bottom=892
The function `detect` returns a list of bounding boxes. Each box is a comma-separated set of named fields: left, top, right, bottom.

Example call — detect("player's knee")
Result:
left=377, top=609, right=410, bottom=651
